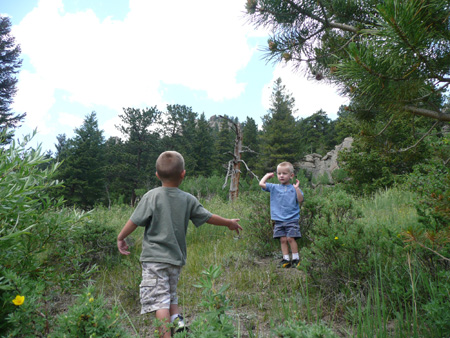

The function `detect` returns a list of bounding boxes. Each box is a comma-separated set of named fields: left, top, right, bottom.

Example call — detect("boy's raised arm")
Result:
left=117, top=220, right=138, bottom=255
left=206, top=214, right=242, bottom=234
left=259, top=172, right=274, bottom=189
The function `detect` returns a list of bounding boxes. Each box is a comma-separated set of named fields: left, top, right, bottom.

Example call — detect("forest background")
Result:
left=1, top=0, right=450, bottom=337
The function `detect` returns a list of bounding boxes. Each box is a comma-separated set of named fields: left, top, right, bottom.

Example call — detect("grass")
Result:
left=83, top=186, right=442, bottom=337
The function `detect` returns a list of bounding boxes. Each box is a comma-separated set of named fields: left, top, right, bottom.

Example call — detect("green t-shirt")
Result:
left=130, top=187, right=212, bottom=266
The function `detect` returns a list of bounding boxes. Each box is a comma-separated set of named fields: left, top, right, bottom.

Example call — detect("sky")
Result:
left=3, top=0, right=348, bottom=153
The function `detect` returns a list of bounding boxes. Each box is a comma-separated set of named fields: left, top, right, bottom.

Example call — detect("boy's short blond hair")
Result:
left=277, top=162, right=294, bottom=174
left=156, top=151, right=185, bottom=181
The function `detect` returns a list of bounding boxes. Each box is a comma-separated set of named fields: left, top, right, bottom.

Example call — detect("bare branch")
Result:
left=282, top=0, right=359, bottom=33
left=239, top=159, right=260, bottom=181
left=395, top=120, right=439, bottom=153
left=413, top=241, right=450, bottom=263
left=370, top=115, right=394, bottom=137
left=222, top=160, right=233, bottom=189
left=403, top=106, right=450, bottom=122
left=240, top=146, right=258, bottom=154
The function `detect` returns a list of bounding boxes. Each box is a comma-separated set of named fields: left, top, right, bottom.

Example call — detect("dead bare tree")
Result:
left=219, top=115, right=259, bottom=201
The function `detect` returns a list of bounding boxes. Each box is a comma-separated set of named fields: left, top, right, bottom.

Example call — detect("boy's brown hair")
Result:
left=156, top=151, right=185, bottom=181
left=277, top=162, right=294, bottom=174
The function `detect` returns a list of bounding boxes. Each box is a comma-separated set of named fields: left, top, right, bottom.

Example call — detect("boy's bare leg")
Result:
left=170, top=304, right=179, bottom=316
left=280, top=237, right=289, bottom=256
left=155, top=309, right=171, bottom=338
left=287, top=237, right=298, bottom=254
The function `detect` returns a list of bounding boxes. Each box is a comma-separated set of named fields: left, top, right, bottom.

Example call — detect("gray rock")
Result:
left=295, top=137, right=353, bottom=184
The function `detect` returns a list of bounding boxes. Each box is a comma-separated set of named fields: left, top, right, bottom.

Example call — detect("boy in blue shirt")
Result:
left=117, top=151, right=242, bottom=337
left=259, top=162, right=304, bottom=268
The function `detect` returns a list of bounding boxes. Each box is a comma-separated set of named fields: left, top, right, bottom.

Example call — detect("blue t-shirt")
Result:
left=262, top=183, right=302, bottom=221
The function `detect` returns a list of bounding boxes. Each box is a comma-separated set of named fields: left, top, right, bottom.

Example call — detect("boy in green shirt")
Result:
left=117, top=151, right=242, bottom=338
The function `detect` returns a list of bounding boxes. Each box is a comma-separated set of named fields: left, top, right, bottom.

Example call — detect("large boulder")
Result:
left=295, top=137, right=353, bottom=184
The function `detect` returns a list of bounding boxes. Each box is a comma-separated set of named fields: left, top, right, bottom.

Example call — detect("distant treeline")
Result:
left=37, top=78, right=447, bottom=209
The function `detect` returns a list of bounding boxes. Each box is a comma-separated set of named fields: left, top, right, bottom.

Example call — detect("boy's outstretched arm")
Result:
left=259, top=172, right=274, bottom=189
left=206, top=215, right=242, bottom=234
left=117, top=220, right=138, bottom=255
left=294, top=179, right=304, bottom=204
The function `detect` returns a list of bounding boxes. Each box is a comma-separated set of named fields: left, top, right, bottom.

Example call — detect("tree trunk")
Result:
left=221, top=116, right=243, bottom=201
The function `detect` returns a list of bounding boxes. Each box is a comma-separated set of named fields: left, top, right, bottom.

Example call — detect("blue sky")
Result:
left=4, top=0, right=348, bottom=153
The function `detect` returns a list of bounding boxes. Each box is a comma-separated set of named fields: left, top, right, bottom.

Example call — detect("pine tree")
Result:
left=260, top=78, right=298, bottom=172
left=104, top=136, right=128, bottom=206
left=55, top=112, right=106, bottom=209
left=297, top=110, right=336, bottom=156
left=246, top=0, right=450, bottom=124
left=214, top=116, right=235, bottom=173
left=160, top=104, right=191, bottom=150
left=0, top=16, right=25, bottom=143
left=179, top=109, right=198, bottom=173
left=116, top=107, right=162, bottom=206
left=241, top=117, right=259, bottom=178
left=193, top=113, right=215, bottom=177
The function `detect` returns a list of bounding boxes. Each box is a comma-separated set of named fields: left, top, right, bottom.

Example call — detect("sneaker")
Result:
left=291, top=259, right=300, bottom=268
left=171, top=314, right=187, bottom=333
left=279, top=259, right=292, bottom=268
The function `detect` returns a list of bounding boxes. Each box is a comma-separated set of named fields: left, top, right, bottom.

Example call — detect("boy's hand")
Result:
left=117, top=239, right=130, bottom=255
left=294, top=179, right=300, bottom=189
left=228, top=219, right=242, bottom=234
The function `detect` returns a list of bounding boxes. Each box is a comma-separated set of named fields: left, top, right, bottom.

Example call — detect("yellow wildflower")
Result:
left=334, top=236, right=338, bottom=240
left=12, top=295, right=25, bottom=306
left=89, top=297, right=94, bottom=303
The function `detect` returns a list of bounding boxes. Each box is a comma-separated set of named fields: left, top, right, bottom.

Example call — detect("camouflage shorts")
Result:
left=140, top=262, right=182, bottom=314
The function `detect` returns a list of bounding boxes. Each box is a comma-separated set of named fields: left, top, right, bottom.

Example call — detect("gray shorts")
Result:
left=140, top=262, right=182, bottom=314
left=273, top=220, right=301, bottom=239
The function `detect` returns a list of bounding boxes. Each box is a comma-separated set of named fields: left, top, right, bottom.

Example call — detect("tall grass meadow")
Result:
left=2, top=130, right=449, bottom=337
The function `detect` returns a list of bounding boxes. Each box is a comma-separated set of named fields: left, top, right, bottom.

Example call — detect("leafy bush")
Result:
left=59, top=218, right=120, bottom=269
left=176, top=265, right=236, bottom=337
left=238, top=192, right=279, bottom=257
left=402, top=161, right=450, bottom=274
left=180, top=175, right=229, bottom=200
left=180, top=174, right=261, bottom=201
left=299, top=187, right=410, bottom=298
left=422, top=271, right=450, bottom=336
left=50, top=287, right=129, bottom=337
left=0, top=131, right=97, bottom=336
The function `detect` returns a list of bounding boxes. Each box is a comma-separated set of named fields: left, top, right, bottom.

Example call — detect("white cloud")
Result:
left=262, top=63, right=349, bottom=120
left=12, top=70, right=55, bottom=135
left=101, top=115, right=123, bottom=139
left=12, top=0, right=255, bottom=119
left=57, top=112, right=84, bottom=127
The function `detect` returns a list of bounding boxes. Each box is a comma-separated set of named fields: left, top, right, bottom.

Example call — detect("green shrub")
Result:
left=0, top=131, right=97, bottom=336
left=180, top=175, right=229, bottom=200
left=299, top=187, right=409, bottom=297
left=50, top=287, right=130, bottom=337
left=422, top=271, right=450, bottom=337
left=70, top=218, right=120, bottom=268
left=179, top=265, right=236, bottom=337
left=402, top=161, right=450, bottom=275
left=238, top=192, right=279, bottom=257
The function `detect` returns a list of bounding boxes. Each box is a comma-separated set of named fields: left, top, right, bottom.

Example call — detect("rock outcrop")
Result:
left=295, top=137, right=353, bottom=184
